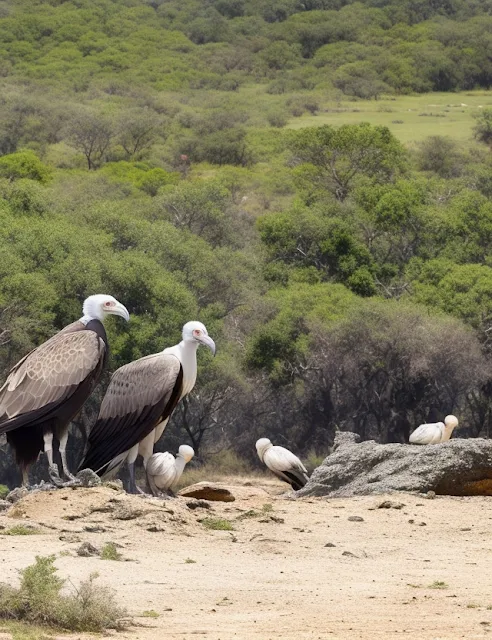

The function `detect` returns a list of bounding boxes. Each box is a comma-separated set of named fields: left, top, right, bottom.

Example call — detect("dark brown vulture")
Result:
left=0, top=294, right=129, bottom=486
left=79, top=321, right=215, bottom=494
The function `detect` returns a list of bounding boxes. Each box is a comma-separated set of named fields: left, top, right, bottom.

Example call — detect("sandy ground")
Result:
left=1, top=477, right=492, bottom=640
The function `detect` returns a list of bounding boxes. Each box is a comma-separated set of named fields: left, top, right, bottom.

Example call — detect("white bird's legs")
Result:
left=139, top=429, right=160, bottom=496
left=127, top=443, right=144, bottom=494
left=43, top=431, right=63, bottom=486
left=21, top=467, right=29, bottom=488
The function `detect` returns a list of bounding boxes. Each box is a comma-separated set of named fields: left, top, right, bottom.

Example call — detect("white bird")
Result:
left=409, top=415, right=459, bottom=445
left=256, top=438, right=309, bottom=491
left=146, top=445, right=195, bottom=496
left=79, top=321, right=215, bottom=493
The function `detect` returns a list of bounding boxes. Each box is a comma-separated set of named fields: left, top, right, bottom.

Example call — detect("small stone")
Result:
left=348, top=516, right=364, bottom=522
left=408, top=519, right=414, bottom=524
left=147, top=525, right=165, bottom=532
left=103, top=480, right=124, bottom=491
left=324, top=543, right=336, bottom=547
left=425, top=491, right=436, bottom=499
left=113, top=505, right=144, bottom=520
left=460, top=527, right=471, bottom=531
left=0, top=499, right=10, bottom=512
left=186, top=500, right=212, bottom=510
left=418, top=522, right=427, bottom=526
left=342, top=551, right=357, bottom=557
left=59, top=534, right=81, bottom=543
left=76, top=469, right=102, bottom=488
left=179, top=483, right=235, bottom=502
left=76, top=542, right=100, bottom=557
left=376, top=500, right=405, bottom=510
left=83, top=525, right=106, bottom=533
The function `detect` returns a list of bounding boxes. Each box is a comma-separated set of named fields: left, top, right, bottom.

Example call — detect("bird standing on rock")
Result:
left=146, top=445, right=195, bottom=497
left=79, top=321, right=215, bottom=494
left=409, top=415, right=459, bottom=444
left=256, top=438, right=309, bottom=491
left=0, top=294, right=130, bottom=487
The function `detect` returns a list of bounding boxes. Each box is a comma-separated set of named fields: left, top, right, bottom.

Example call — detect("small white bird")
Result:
left=256, top=438, right=309, bottom=491
left=146, top=445, right=195, bottom=496
left=409, top=415, right=459, bottom=445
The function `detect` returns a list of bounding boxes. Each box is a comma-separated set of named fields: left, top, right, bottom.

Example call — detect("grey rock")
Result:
left=76, top=469, right=102, bottom=488
left=186, top=500, right=212, bottom=510
left=0, top=499, right=10, bottom=512
left=324, top=542, right=336, bottom=547
left=376, top=500, right=405, bottom=510
left=76, top=542, right=100, bottom=557
left=297, top=432, right=492, bottom=498
left=348, top=516, right=364, bottom=522
left=6, top=486, right=28, bottom=503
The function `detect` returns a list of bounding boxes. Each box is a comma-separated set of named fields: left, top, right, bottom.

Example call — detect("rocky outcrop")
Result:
left=298, top=432, right=492, bottom=498
left=179, top=482, right=236, bottom=502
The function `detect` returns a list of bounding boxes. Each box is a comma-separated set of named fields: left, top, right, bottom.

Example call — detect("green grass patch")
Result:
left=261, top=503, right=273, bottom=513
left=1, top=526, right=39, bottom=536
left=100, top=543, right=122, bottom=561
left=201, top=518, right=234, bottom=531
left=287, top=91, right=492, bottom=145
left=142, top=610, right=159, bottom=618
left=0, top=485, right=9, bottom=500
left=184, top=558, right=196, bottom=564
left=236, top=509, right=260, bottom=520
left=428, top=581, right=448, bottom=589
left=0, top=555, right=127, bottom=632
left=0, top=620, right=54, bottom=640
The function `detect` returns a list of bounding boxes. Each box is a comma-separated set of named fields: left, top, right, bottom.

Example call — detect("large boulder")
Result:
left=297, top=432, right=492, bottom=498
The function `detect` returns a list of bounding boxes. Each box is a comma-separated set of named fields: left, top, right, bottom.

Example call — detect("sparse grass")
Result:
left=1, top=526, right=39, bottom=536
left=236, top=509, right=259, bottom=520
left=184, top=558, right=196, bottom=564
left=100, top=542, right=122, bottom=561
left=142, top=610, right=159, bottom=618
left=0, top=620, right=54, bottom=640
left=428, top=581, right=448, bottom=589
left=0, top=484, right=9, bottom=500
left=176, top=450, right=254, bottom=490
left=201, top=517, right=234, bottom=531
left=467, top=603, right=479, bottom=608
left=304, top=450, right=326, bottom=473
left=0, top=555, right=127, bottom=632
left=261, top=503, right=273, bottom=513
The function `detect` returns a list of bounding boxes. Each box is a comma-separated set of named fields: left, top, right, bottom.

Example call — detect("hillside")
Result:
left=1, top=0, right=492, bottom=487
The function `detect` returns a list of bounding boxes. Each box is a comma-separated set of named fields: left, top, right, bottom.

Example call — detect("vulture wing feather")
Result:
left=81, top=353, right=182, bottom=473
left=0, top=331, right=104, bottom=433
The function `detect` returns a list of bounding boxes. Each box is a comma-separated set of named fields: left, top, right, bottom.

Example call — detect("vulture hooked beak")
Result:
left=198, top=334, right=216, bottom=356
left=110, top=302, right=130, bottom=322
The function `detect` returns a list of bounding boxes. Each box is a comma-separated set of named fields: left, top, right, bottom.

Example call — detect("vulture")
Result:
left=146, top=445, right=195, bottom=497
left=256, top=438, right=309, bottom=491
left=79, top=321, right=215, bottom=494
left=409, top=415, right=459, bottom=445
left=0, top=294, right=130, bottom=486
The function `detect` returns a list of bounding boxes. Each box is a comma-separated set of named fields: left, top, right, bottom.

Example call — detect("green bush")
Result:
left=0, top=555, right=126, bottom=632
left=0, top=151, right=52, bottom=184
left=0, top=484, right=9, bottom=500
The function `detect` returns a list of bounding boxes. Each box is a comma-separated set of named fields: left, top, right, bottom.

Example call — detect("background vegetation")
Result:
left=2, top=0, right=492, bottom=484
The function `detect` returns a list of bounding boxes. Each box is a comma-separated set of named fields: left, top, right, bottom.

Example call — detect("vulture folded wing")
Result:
left=409, top=422, right=443, bottom=445
left=266, top=446, right=309, bottom=490
left=0, top=331, right=104, bottom=433
left=147, top=452, right=176, bottom=489
left=81, top=354, right=182, bottom=474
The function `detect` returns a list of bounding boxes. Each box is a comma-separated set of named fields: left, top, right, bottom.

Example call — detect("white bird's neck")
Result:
left=442, top=425, right=455, bottom=441
left=172, top=455, right=187, bottom=488
left=163, top=340, right=198, bottom=398
left=79, top=314, right=97, bottom=326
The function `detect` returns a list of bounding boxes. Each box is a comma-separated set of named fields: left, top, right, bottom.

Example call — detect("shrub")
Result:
left=100, top=543, right=122, bottom=561
left=201, top=518, right=234, bottom=531
left=0, top=484, right=9, bottom=500
left=0, top=151, right=52, bottom=183
left=0, top=555, right=126, bottom=632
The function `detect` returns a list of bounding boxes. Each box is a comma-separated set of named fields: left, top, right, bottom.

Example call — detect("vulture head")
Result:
left=182, top=321, right=216, bottom=355
left=83, top=294, right=130, bottom=323
left=256, top=438, right=273, bottom=461
left=444, top=415, right=459, bottom=430
left=177, top=444, right=195, bottom=462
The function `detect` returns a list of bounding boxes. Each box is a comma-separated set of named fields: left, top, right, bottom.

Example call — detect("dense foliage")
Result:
left=2, top=0, right=492, bottom=485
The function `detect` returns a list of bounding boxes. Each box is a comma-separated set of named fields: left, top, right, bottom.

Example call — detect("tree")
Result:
left=287, top=123, right=406, bottom=202
left=65, top=109, right=113, bottom=170
left=473, top=108, right=492, bottom=149
left=117, top=108, right=163, bottom=161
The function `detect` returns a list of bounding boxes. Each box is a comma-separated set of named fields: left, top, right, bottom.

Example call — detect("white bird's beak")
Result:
left=109, top=302, right=130, bottom=322
left=198, top=334, right=216, bottom=356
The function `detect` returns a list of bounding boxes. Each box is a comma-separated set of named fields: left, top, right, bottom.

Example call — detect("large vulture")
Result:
left=409, top=415, right=459, bottom=445
left=256, top=438, right=309, bottom=491
left=146, top=445, right=195, bottom=497
left=0, top=294, right=130, bottom=486
left=79, top=321, right=215, bottom=494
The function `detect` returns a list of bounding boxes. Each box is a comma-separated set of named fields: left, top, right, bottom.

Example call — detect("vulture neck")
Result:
left=164, top=339, right=198, bottom=398
left=173, top=455, right=187, bottom=485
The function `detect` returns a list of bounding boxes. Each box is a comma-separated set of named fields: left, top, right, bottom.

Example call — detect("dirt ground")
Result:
left=1, top=477, right=492, bottom=640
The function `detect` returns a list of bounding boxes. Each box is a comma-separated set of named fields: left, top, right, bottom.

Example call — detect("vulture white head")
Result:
left=82, top=294, right=130, bottom=323
left=182, top=321, right=216, bottom=355
left=444, top=415, right=459, bottom=430
left=177, top=444, right=195, bottom=462
left=256, top=438, right=273, bottom=462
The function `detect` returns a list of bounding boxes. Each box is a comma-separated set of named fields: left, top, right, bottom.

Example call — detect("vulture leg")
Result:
left=127, top=444, right=145, bottom=495
left=58, top=430, right=80, bottom=486
left=21, top=467, right=30, bottom=488
left=139, top=432, right=155, bottom=495
left=44, top=431, right=63, bottom=487
left=147, top=474, right=163, bottom=498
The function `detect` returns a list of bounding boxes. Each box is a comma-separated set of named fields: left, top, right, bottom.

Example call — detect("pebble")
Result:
left=324, top=543, right=336, bottom=547
left=348, top=516, right=364, bottom=522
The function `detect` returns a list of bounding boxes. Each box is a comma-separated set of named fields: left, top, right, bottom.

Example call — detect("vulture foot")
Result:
left=48, top=465, right=65, bottom=487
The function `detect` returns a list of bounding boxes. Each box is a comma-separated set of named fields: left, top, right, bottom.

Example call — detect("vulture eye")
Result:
left=193, top=329, right=201, bottom=336
left=104, top=301, right=114, bottom=308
